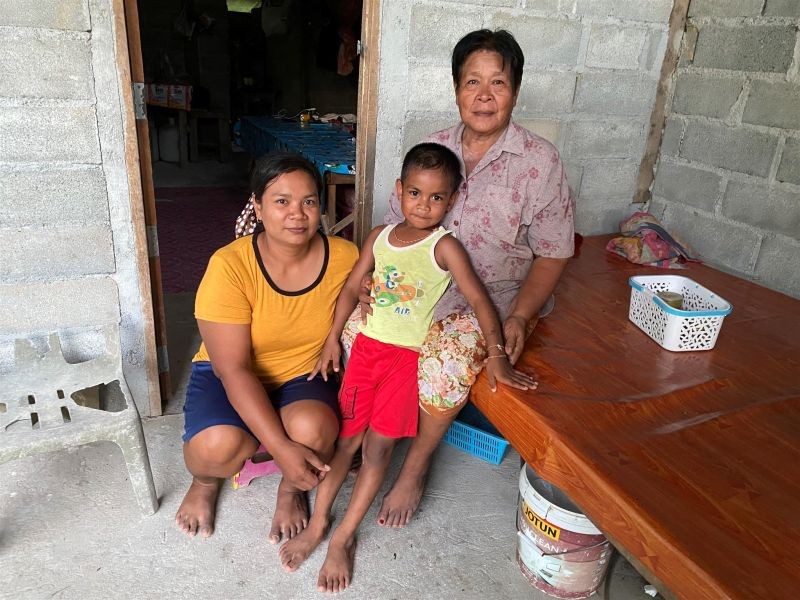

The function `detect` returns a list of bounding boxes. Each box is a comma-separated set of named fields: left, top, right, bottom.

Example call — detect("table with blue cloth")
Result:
left=240, top=117, right=356, bottom=235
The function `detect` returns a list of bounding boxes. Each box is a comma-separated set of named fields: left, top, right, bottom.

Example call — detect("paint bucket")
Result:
left=516, top=465, right=612, bottom=599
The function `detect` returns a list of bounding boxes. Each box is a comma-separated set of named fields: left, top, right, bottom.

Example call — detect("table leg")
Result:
left=324, top=174, right=336, bottom=234
left=177, top=110, right=188, bottom=169
left=188, top=114, right=198, bottom=163
left=218, top=117, right=232, bottom=163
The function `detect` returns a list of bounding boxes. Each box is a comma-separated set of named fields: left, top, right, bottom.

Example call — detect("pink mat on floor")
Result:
left=155, top=186, right=247, bottom=293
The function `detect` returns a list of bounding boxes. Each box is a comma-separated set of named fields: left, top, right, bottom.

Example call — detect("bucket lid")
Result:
left=519, top=465, right=603, bottom=535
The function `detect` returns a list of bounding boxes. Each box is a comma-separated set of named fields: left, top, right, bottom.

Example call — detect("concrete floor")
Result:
left=0, top=160, right=659, bottom=599
left=0, top=416, right=655, bottom=600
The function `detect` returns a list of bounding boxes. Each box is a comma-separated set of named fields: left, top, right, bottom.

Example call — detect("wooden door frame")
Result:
left=120, top=0, right=169, bottom=415
left=120, top=0, right=382, bottom=411
left=353, top=0, right=381, bottom=247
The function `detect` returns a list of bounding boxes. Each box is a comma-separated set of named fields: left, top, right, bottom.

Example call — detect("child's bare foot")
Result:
left=175, top=477, right=220, bottom=538
left=278, top=520, right=328, bottom=572
left=377, top=474, right=424, bottom=528
left=317, top=533, right=356, bottom=593
left=268, top=478, right=309, bottom=544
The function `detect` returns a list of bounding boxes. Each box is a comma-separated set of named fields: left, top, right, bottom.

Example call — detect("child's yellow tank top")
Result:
left=360, top=224, right=452, bottom=347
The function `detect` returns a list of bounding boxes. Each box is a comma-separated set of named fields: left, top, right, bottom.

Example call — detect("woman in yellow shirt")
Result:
left=175, top=153, right=358, bottom=541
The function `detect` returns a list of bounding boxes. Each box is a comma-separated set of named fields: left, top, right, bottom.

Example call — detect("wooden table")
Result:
left=238, top=117, right=356, bottom=236
left=323, top=171, right=355, bottom=236
left=188, top=109, right=231, bottom=163
left=471, top=235, right=800, bottom=599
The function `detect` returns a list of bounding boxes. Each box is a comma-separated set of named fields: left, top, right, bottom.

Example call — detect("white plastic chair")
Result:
left=0, top=329, right=158, bottom=515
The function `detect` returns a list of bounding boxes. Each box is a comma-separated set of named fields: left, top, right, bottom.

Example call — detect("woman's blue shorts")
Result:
left=182, top=361, right=339, bottom=442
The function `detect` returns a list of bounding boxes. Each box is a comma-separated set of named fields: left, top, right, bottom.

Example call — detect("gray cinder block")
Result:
left=742, top=81, right=800, bottom=130
left=777, top=137, right=800, bottom=186
left=754, top=234, right=800, bottom=297
left=0, top=167, right=109, bottom=227
left=0, top=107, right=100, bottom=163
left=0, top=32, right=92, bottom=99
left=581, top=159, right=639, bottom=199
left=565, top=119, right=646, bottom=159
left=680, top=120, right=779, bottom=177
left=517, top=71, right=578, bottom=114
left=574, top=73, right=658, bottom=116
left=1, top=225, right=115, bottom=281
left=763, top=0, right=800, bottom=17
left=722, top=181, right=800, bottom=240
left=688, top=0, right=765, bottom=17
left=571, top=0, right=674, bottom=22
left=585, top=24, right=649, bottom=70
left=672, top=73, right=744, bottom=119
left=660, top=202, right=761, bottom=272
left=652, top=161, right=723, bottom=212
left=692, top=25, right=796, bottom=73
left=0, top=0, right=89, bottom=31
left=491, top=14, right=582, bottom=66
left=0, top=277, right=119, bottom=334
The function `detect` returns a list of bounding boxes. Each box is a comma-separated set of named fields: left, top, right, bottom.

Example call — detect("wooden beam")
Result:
left=354, top=0, right=381, bottom=247
left=116, top=0, right=165, bottom=415
left=633, top=0, right=691, bottom=203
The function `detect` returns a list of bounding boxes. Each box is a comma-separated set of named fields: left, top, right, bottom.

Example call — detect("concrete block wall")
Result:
left=651, top=0, right=800, bottom=298
left=0, top=0, right=156, bottom=412
left=371, top=0, right=673, bottom=235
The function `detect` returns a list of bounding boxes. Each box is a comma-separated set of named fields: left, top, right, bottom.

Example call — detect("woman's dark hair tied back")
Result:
left=250, top=152, right=323, bottom=201
left=452, top=29, right=524, bottom=93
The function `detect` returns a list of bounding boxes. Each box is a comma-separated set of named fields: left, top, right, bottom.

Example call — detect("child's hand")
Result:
left=484, top=355, right=538, bottom=392
left=308, top=336, right=342, bottom=382
left=358, top=274, right=374, bottom=323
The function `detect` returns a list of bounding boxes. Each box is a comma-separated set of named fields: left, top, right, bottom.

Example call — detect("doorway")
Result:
left=124, top=0, right=380, bottom=413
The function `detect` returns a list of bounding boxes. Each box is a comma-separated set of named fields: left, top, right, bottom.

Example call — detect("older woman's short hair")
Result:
left=250, top=152, right=323, bottom=202
left=452, top=29, right=525, bottom=94
left=401, top=143, right=463, bottom=194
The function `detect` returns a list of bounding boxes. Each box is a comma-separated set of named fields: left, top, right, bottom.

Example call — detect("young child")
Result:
left=278, top=143, right=537, bottom=592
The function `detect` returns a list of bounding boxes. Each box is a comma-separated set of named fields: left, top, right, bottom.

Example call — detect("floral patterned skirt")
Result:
left=341, top=310, right=486, bottom=418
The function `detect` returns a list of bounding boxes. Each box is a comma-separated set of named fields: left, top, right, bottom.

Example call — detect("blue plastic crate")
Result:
left=442, top=419, right=510, bottom=465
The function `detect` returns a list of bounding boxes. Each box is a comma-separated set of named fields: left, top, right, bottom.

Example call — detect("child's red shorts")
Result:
left=338, top=333, right=419, bottom=439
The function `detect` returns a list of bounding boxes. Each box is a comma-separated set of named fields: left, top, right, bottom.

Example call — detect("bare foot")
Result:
left=175, top=477, right=220, bottom=538
left=317, top=533, right=356, bottom=593
left=278, top=521, right=328, bottom=572
left=377, top=475, right=424, bottom=528
left=268, top=478, right=309, bottom=544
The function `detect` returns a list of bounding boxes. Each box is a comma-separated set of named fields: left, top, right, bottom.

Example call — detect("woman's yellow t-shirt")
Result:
left=193, top=232, right=358, bottom=390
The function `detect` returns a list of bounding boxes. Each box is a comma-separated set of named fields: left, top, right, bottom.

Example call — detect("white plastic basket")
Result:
left=628, top=275, right=733, bottom=352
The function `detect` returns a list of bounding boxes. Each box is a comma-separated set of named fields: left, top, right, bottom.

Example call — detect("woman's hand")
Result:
left=484, top=355, right=538, bottom=392
left=358, top=274, right=374, bottom=323
left=308, top=336, right=341, bottom=382
left=503, top=314, right=529, bottom=365
left=271, top=440, right=331, bottom=491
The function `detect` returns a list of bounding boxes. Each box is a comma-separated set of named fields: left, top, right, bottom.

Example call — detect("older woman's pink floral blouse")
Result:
left=385, top=121, right=575, bottom=322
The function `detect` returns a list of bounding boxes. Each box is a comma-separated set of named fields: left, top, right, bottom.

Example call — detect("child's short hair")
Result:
left=250, top=152, right=323, bottom=202
left=400, top=143, right=463, bottom=194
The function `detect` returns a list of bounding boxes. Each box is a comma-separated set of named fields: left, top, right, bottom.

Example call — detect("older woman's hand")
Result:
left=484, top=355, right=538, bottom=393
left=503, top=314, right=529, bottom=365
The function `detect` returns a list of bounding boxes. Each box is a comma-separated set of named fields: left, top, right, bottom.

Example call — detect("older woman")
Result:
left=350, top=29, right=575, bottom=528
left=175, top=153, right=358, bottom=540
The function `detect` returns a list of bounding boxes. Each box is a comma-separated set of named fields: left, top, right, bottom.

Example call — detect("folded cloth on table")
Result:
left=606, top=212, right=699, bottom=269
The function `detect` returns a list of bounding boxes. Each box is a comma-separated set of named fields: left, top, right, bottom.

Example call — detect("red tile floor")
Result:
left=155, top=186, right=248, bottom=293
